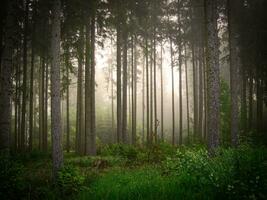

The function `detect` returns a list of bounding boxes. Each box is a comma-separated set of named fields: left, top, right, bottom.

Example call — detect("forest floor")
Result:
left=2, top=142, right=267, bottom=200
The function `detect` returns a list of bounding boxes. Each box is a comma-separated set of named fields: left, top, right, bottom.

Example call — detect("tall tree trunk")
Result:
left=85, top=17, right=91, bottom=154
left=21, top=0, right=29, bottom=151
left=160, top=41, right=164, bottom=140
left=190, top=4, right=198, bottom=138
left=184, top=45, right=190, bottom=141
left=39, top=58, right=45, bottom=150
left=43, top=60, right=48, bottom=151
left=150, top=40, right=153, bottom=143
left=131, top=36, right=136, bottom=145
left=178, top=6, right=183, bottom=145
left=153, top=32, right=157, bottom=143
left=256, top=69, right=263, bottom=134
left=142, top=52, right=145, bottom=144
left=116, top=5, right=122, bottom=143
left=65, top=45, right=70, bottom=153
left=0, top=0, right=15, bottom=153
left=205, top=0, right=220, bottom=153
left=145, top=38, right=150, bottom=144
left=198, top=49, right=204, bottom=138
left=15, top=46, right=21, bottom=151
left=122, top=26, right=128, bottom=143
left=228, top=0, right=240, bottom=146
left=76, top=27, right=85, bottom=155
left=51, top=0, right=63, bottom=179
left=29, top=42, right=34, bottom=151
left=170, top=38, right=175, bottom=146
left=241, top=66, right=247, bottom=133
left=89, top=13, right=96, bottom=155
left=248, top=74, right=253, bottom=131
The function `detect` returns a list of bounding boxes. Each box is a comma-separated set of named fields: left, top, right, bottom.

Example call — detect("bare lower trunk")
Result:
left=21, top=0, right=29, bottom=151
left=116, top=12, right=122, bottom=143
left=160, top=42, right=164, bottom=140
left=89, top=14, right=96, bottom=155
left=0, top=0, right=15, bottom=153
left=170, top=39, right=175, bottom=146
left=51, top=0, right=63, bottom=179
left=205, top=0, right=220, bottom=153
left=228, top=0, right=240, bottom=146
left=122, top=28, right=128, bottom=143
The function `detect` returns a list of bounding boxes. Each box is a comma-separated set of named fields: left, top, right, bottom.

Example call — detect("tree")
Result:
left=51, top=0, right=63, bottom=179
left=89, top=9, right=96, bottom=155
left=21, top=0, right=29, bottom=151
left=122, top=16, right=128, bottom=144
left=116, top=0, right=122, bottom=143
left=0, top=0, right=15, bottom=153
left=228, top=0, right=241, bottom=146
left=205, top=0, right=220, bottom=152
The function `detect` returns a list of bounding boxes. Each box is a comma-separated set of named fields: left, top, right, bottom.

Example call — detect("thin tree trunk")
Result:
left=142, top=52, right=145, bottom=144
left=131, top=36, right=136, bottom=145
left=76, top=27, right=85, bottom=155
left=248, top=74, right=253, bottom=131
left=184, top=45, right=190, bottom=141
left=65, top=46, right=70, bottom=153
left=43, top=60, right=48, bottom=151
left=150, top=40, right=153, bottom=143
left=178, top=6, right=183, bottom=145
left=39, top=58, right=45, bottom=150
left=160, top=41, right=164, bottom=141
left=89, top=13, right=96, bottom=155
left=170, top=38, right=175, bottom=146
left=145, top=38, right=150, bottom=144
left=21, top=0, right=29, bottom=151
left=241, top=66, right=247, bottom=133
left=153, top=32, right=157, bottom=143
left=198, top=49, right=204, bottom=139
left=116, top=7, right=122, bottom=143
left=122, top=26, right=128, bottom=143
left=85, top=17, right=91, bottom=155
left=29, top=42, right=34, bottom=151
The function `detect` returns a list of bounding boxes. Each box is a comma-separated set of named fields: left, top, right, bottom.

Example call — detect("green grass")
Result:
left=1, top=143, right=267, bottom=200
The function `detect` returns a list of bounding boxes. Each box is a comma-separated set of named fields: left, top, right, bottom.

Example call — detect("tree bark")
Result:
left=21, top=0, right=29, bottom=151
left=205, top=0, right=220, bottom=152
left=85, top=16, right=91, bottom=155
left=160, top=41, right=164, bottom=140
left=0, top=0, right=15, bottom=153
left=89, top=13, right=96, bottom=155
left=145, top=38, right=150, bottom=144
left=228, top=0, right=240, bottom=146
left=51, top=0, right=63, bottom=179
left=170, top=38, right=175, bottom=146
left=184, top=45, right=190, bottom=141
left=116, top=3, right=122, bottom=143
left=122, top=25, right=128, bottom=143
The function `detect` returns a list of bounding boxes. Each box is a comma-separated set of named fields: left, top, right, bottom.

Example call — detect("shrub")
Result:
left=56, top=165, right=85, bottom=197
left=0, top=155, right=25, bottom=200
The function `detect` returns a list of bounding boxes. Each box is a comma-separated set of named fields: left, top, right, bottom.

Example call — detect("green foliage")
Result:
left=100, top=143, right=176, bottom=166
left=77, top=167, right=178, bottom=200
left=165, top=144, right=267, bottom=199
left=0, top=156, right=25, bottom=200
left=56, top=165, right=86, bottom=197
left=4, top=143, right=267, bottom=200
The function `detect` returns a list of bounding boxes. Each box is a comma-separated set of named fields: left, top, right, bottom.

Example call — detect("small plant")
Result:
left=0, top=156, right=25, bottom=200
left=56, top=165, right=85, bottom=197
